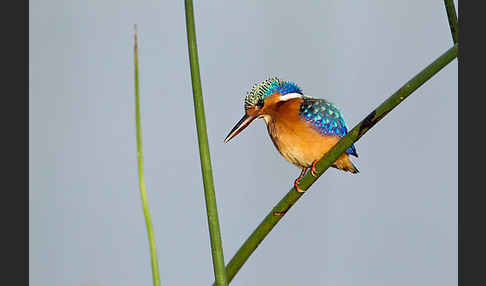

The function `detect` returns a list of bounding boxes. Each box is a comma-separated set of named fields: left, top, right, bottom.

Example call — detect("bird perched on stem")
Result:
left=224, top=77, right=359, bottom=193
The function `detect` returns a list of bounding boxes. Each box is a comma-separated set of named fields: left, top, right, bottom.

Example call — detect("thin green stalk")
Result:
left=133, top=25, right=161, bottom=286
left=183, top=1, right=228, bottom=285
left=214, top=43, right=458, bottom=285
left=444, top=0, right=459, bottom=44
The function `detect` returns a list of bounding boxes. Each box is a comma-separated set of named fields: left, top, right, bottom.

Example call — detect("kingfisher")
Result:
left=224, top=77, right=359, bottom=193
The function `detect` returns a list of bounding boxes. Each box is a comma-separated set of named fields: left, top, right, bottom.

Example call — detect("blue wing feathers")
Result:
left=299, top=98, right=358, bottom=157
left=346, top=144, right=358, bottom=157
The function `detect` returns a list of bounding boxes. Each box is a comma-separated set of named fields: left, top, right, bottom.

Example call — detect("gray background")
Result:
left=30, top=1, right=458, bottom=285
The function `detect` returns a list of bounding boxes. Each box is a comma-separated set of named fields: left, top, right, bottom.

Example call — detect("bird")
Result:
left=224, top=77, right=359, bottom=193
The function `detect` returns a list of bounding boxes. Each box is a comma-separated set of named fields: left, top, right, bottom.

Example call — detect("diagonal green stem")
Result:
left=184, top=1, right=228, bottom=285
left=214, top=43, right=458, bottom=285
left=444, top=0, right=459, bottom=44
left=133, top=25, right=161, bottom=286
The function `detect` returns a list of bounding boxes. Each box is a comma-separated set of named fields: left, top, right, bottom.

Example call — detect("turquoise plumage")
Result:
left=299, top=98, right=358, bottom=157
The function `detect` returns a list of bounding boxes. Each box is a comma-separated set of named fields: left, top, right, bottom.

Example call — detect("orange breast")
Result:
left=264, top=98, right=343, bottom=168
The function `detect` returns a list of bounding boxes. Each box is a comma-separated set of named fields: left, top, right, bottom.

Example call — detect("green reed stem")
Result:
left=133, top=25, right=161, bottom=286
left=184, top=1, right=228, bottom=285
left=214, top=43, right=458, bottom=285
left=444, top=0, right=459, bottom=44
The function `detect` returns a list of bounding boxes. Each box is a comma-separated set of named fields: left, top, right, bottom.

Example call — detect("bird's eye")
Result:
left=257, top=99, right=264, bottom=108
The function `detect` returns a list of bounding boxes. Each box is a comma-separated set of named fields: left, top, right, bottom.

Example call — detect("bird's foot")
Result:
left=294, top=178, right=305, bottom=193
left=310, top=161, right=318, bottom=177
left=294, top=168, right=308, bottom=193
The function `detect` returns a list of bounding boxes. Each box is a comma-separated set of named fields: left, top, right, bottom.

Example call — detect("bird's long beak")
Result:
left=224, top=113, right=259, bottom=143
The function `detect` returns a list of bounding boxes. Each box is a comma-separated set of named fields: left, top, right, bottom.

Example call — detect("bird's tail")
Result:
left=333, top=154, right=359, bottom=174
left=348, top=161, right=359, bottom=173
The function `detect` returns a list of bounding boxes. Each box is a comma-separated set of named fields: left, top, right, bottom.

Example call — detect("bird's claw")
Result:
left=311, top=161, right=318, bottom=177
left=294, top=167, right=308, bottom=193
left=294, top=178, right=306, bottom=193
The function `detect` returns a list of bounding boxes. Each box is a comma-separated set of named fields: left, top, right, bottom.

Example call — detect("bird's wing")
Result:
left=299, top=97, right=358, bottom=157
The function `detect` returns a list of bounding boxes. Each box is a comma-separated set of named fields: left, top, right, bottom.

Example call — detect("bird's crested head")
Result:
left=224, top=77, right=304, bottom=143
left=244, top=77, right=303, bottom=111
